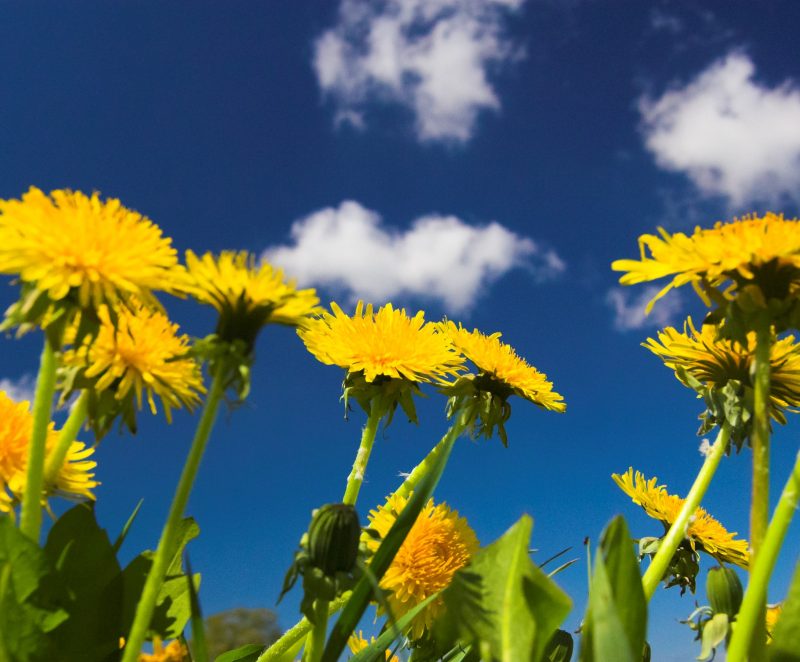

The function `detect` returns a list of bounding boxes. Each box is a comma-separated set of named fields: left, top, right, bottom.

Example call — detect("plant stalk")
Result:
left=121, top=364, right=227, bottom=662
left=726, top=450, right=800, bottom=661
left=302, top=600, right=329, bottom=662
left=341, top=397, right=387, bottom=506
left=44, top=391, right=89, bottom=484
left=19, top=338, right=58, bottom=541
left=641, top=422, right=731, bottom=601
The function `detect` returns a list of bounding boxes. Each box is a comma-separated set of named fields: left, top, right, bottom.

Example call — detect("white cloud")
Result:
left=312, top=0, right=525, bottom=143
left=262, top=200, right=563, bottom=313
left=0, top=374, right=35, bottom=404
left=606, top=286, right=682, bottom=332
left=640, top=52, right=800, bottom=207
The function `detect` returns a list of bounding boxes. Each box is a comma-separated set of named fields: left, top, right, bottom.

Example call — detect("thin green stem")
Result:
left=256, top=593, right=351, bottom=662
left=342, top=398, right=387, bottom=506
left=121, top=365, right=227, bottom=662
left=44, top=391, right=89, bottom=485
left=641, top=422, right=731, bottom=601
left=727, top=450, right=800, bottom=661
left=302, top=600, right=329, bottom=662
left=19, top=338, right=58, bottom=541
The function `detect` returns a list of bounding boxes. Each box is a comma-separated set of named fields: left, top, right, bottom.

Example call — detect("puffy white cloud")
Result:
left=262, top=200, right=563, bottom=313
left=312, top=0, right=525, bottom=143
left=640, top=52, right=800, bottom=206
left=606, top=286, right=682, bottom=332
left=0, top=374, right=35, bottom=404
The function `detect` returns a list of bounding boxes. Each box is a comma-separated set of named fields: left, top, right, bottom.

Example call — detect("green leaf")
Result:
left=0, top=516, right=68, bottom=662
left=113, top=499, right=144, bottom=554
left=443, top=515, right=572, bottom=662
left=43, top=504, right=123, bottom=662
left=120, top=517, right=200, bottom=640
left=769, top=558, right=800, bottom=661
left=697, top=613, right=728, bottom=661
left=214, top=643, right=266, bottom=662
left=321, top=420, right=462, bottom=662
left=543, top=630, right=574, bottom=662
left=579, top=516, right=647, bottom=662
left=186, top=556, right=209, bottom=662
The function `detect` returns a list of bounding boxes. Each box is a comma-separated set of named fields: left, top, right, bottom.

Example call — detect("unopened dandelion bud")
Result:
left=706, top=566, right=743, bottom=618
left=307, top=503, right=361, bottom=576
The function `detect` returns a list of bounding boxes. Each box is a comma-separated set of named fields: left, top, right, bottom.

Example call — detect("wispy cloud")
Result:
left=606, top=286, right=682, bottom=332
left=0, top=374, right=35, bottom=404
left=640, top=52, right=800, bottom=208
left=262, top=200, right=564, bottom=313
left=312, top=0, right=526, bottom=143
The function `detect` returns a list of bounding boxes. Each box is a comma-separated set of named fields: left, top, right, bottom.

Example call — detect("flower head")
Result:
left=62, top=303, right=204, bottom=435
left=612, top=213, right=800, bottom=313
left=184, top=250, right=320, bottom=346
left=0, top=391, right=97, bottom=508
left=138, top=639, right=189, bottom=662
left=347, top=631, right=399, bottom=661
left=0, top=187, right=181, bottom=337
left=613, top=468, right=749, bottom=568
left=767, top=603, right=783, bottom=642
left=646, top=318, right=800, bottom=431
left=366, top=493, right=479, bottom=640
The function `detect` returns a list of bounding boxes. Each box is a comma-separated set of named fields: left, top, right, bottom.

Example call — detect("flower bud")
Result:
left=706, top=566, right=743, bottom=618
left=307, top=503, right=361, bottom=576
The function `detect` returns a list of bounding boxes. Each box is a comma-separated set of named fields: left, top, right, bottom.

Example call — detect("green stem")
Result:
left=44, top=391, right=89, bottom=485
left=641, top=422, right=732, bottom=601
left=341, top=398, right=387, bottom=506
left=19, top=338, right=58, bottom=541
left=727, top=450, right=800, bottom=661
left=302, top=600, right=329, bottom=662
left=121, top=365, right=227, bottom=662
left=256, top=593, right=351, bottom=662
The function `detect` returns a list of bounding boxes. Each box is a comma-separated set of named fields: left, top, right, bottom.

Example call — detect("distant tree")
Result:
left=202, top=608, right=281, bottom=660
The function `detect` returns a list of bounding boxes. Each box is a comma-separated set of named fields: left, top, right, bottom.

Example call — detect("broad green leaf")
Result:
left=443, top=515, right=572, bottom=662
left=215, top=643, right=266, bottom=662
left=579, top=516, right=646, bottom=662
left=0, top=516, right=68, bottom=661
left=43, top=504, right=123, bottom=662
left=769, top=558, right=800, bottom=661
left=120, top=517, right=200, bottom=640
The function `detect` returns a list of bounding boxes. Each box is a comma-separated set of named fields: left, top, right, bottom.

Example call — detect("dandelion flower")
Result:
left=137, top=639, right=188, bottom=662
left=366, top=494, right=479, bottom=640
left=0, top=187, right=181, bottom=327
left=612, top=468, right=749, bottom=568
left=766, top=603, right=783, bottom=641
left=300, top=302, right=464, bottom=385
left=62, top=303, right=205, bottom=426
left=347, top=631, right=400, bottom=661
left=183, top=250, right=320, bottom=347
left=440, top=321, right=565, bottom=413
left=645, top=318, right=800, bottom=423
left=612, top=213, right=800, bottom=312
left=0, top=391, right=97, bottom=506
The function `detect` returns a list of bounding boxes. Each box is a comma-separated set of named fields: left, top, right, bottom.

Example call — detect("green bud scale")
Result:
left=307, top=503, right=361, bottom=576
left=706, top=566, right=743, bottom=618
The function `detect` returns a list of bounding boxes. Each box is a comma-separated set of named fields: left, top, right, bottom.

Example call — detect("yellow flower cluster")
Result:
left=612, top=213, right=800, bottom=311
left=347, top=631, right=400, bottom=661
left=0, top=391, right=97, bottom=513
left=613, top=468, right=749, bottom=568
left=366, top=494, right=479, bottom=640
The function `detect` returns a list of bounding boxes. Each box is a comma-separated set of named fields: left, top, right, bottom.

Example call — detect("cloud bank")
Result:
left=262, top=200, right=564, bottom=313
left=640, top=52, right=800, bottom=206
left=606, top=286, right=683, bottom=332
left=313, top=0, right=525, bottom=143
left=0, top=374, right=35, bottom=404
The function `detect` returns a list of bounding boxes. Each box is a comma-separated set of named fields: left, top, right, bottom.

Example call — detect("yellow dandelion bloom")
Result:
left=183, top=250, right=320, bottom=344
left=612, top=213, right=800, bottom=312
left=63, top=303, right=204, bottom=424
left=645, top=318, right=800, bottom=421
left=299, top=302, right=464, bottom=384
left=612, top=468, right=749, bottom=568
left=766, top=603, right=782, bottom=641
left=0, top=187, right=181, bottom=310
left=366, top=494, right=479, bottom=640
left=138, top=638, right=188, bottom=662
left=439, top=321, right=565, bottom=412
left=347, top=631, right=399, bottom=661
left=0, top=391, right=97, bottom=506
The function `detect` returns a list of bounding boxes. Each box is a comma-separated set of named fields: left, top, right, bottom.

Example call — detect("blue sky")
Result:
left=2, top=1, right=800, bottom=659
